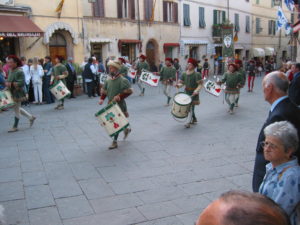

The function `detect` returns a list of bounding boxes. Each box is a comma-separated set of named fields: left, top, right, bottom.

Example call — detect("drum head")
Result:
left=174, top=93, right=192, bottom=105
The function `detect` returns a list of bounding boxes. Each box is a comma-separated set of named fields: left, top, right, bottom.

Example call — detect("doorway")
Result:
left=91, top=43, right=103, bottom=62
left=146, top=40, right=158, bottom=72
left=49, top=33, right=67, bottom=63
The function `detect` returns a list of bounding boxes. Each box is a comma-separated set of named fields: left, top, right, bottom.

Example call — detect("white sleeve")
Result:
left=90, top=65, right=97, bottom=74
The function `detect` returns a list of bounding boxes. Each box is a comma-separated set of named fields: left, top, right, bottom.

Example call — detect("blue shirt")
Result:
left=270, top=96, right=288, bottom=112
left=0, top=72, right=5, bottom=90
left=259, top=158, right=300, bottom=225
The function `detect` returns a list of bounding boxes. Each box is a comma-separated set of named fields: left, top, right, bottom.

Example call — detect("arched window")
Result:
left=146, top=41, right=155, bottom=50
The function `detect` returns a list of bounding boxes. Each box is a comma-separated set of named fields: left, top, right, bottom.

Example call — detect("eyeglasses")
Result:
left=261, top=141, right=281, bottom=150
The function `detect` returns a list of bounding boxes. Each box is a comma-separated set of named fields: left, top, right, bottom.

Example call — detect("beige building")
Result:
left=251, top=0, right=293, bottom=63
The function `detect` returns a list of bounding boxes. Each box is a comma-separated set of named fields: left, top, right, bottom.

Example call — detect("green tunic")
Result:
left=103, top=75, right=131, bottom=113
left=136, top=61, right=149, bottom=75
left=160, top=66, right=176, bottom=82
left=221, top=72, right=243, bottom=94
left=237, top=68, right=246, bottom=86
left=7, top=68, right=26, bottom=101
left=181, top=71, right=202, bottom=105
left=52, top=64, right=68, bottom=85
left=119, top=65, right=129, bottom=76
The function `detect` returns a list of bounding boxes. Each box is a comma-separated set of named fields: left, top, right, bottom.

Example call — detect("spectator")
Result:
left=286, top=62, right=295, bottom=82
left=259, top=121, right=300, bottom=225
left=65, top=57, right=77, bottom=99
left=81, top=56, right=88, bottom=93
left=288, top=63, right=300, bottom=106
left=92, top=57, right=100, bottom=96
left=2, top=57, right=9, bottom=79
left=197, top=60, right=202, bottom=74
left=27, top=58, right=34, bottom=102
left=30, top=57, right=44, bottom=104
left=202, top=58, right=210, bottom=79
left=196, top=190, right=290, bottom=225
left=0, top=61, right=5, bottom=91
left=82, top=57, right=96, bottom=98
left=43, top=56, right=54, bottom=104
left=21, top=57, right=30, bottom=105
left=252, top=71, right=300, bottom=192
left=247, top=60, right=256, bottom=92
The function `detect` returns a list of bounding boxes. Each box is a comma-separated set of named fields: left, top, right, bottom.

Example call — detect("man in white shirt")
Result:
left=21, top=57, right=30, bottom=105
left=82, top=57, right=97, bottom=98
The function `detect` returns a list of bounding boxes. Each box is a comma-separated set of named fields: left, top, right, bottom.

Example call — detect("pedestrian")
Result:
left=235, top=59, right=246, bottom=107
left=43, top=56, right=54, bottom=104
left=81, top=56, right=88, bottom=93
left=159, top=58, right=176, bottom=106
left=252, top=71, right=300, bottom=192
left=135, top=54, right=149, bottom=96
left=265, top=60, right=273, bottom=75
left=195, top=190, right=291, bottom=225
left=99, top=60, right=133, bottom=150
left=82, top=57, right=96, bottom=98
left=176, top=58, right=203, bottom=128
left=288, top=63, right=300, bottom=106
left=247, top=60, right=256, bottom=92
left=259, top=121, right=300, bottom=225
left=65, top=57, right=77, bottom=99
left=27, top=58, right=34, bottom=103
left=2, top=57, right=9, bottom=79
left=5, top=55, right=36, bottom=132
left=0, top=61, right=5, bottom=91
left=30, top=57, right=44, bottom=104
left=196, top=60, right=202, bottom=74
left=20, top=57, right=30, bottom=105
left=118, top=57, right=128, bottom=76
left=214, top=59, right=219, bottom=75
left=51, top=55, right=68, bottom=110
left=92, top=57, right=100, bottom=97
left=202, top=58, right=210, bottom=79
left=217, top=63, right=243, bottom=114
left=173, top=58, right=181, bottom=80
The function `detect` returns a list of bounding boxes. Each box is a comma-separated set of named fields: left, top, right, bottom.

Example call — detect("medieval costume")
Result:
left=136, top=54, right=149, bottom=96
left=159, top=58, right=176, bottom=106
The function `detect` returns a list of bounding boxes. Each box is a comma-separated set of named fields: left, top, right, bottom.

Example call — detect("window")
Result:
left=234, top=13, right=240, bottom=32
left=268, top=20, right=276, bottom=35
left=163, top=1, right=178, bottom=23
left=199, top=7, right=206, bottom=28
left=271, top=0, right=275, bottom=7
left=245, top=15, right=250, bottom=33
left=256, top=0, right=260, bottom=4
left=256, top=17, right=262, bottom=34
left=144, top=0, right=154, bottom=21
left=213, top=10, right=226, bottom=24
left=93, top=0, right=105, bottom=17
left=117, top=0, right=135, bottom=19
left=183, top=4, right=191, bottom=26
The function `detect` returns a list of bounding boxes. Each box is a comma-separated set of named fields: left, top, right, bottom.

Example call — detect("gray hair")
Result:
left=264, top=72, right=289, bottom=94
left=264, top=121, right=299, bottom=153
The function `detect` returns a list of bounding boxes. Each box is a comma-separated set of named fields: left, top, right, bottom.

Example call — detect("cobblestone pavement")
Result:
left=0, top=76, right=268, bottom=225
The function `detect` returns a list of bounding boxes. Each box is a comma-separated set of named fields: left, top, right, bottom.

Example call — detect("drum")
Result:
left=139, top=70, right=160, bottom=87
left=50, top=80, right=71, bottom=101
left=0, top=89, right=15, bottom=110
left=171, top=92, right=192, bottom=119
left=204, top=80, right=222, bottom=97
left=128, top=69, right=137, bottom=79
left=95, top=102, right=129, bottom=137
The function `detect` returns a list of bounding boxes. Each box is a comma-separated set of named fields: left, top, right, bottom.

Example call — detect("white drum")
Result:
left=95, top=102, right=129, bottom=137
left=0, top=89, right=15, bottom=110
left=171, top=92, right=192, bottom=119
left=204, top=80, right=222, bottom=97
left=128, top=69, right=137, bottom=79
left=139, top=70, right=160, bottom=87
left=50, top=80, right=71, bottom=101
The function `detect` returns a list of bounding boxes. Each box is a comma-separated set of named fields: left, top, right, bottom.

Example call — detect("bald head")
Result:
left=196, top=191, right=290, bottom=225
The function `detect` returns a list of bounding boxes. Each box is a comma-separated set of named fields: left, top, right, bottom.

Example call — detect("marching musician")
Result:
left=176, top=58, right=203, bottom=128
left=51, top=56, right=69, bottom=110
left=118, top=57, right=128, bottom=76
left=99, top=60, right=133, bottom=150
left=135, top=54, right=149, bottom=96
left=217, top=64, right=243, bottom=115
left=159, top=58, right=176, bottom=106
left=235, top=59, right=246, bottom=107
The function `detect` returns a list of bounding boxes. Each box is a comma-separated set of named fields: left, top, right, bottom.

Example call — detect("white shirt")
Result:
left=85, top=65, right=97, bottom=83
left=30, top=65, right=44, bottom=84
left=22, top=64, right=31, bottom=85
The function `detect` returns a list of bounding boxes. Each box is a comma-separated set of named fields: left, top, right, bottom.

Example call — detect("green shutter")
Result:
left=246, top=15, right=250, bottom=33
left=199, top=7, right=205, bottom=28
left=235, top=13, right=240, bottom=32
left=222, top=11, right=226, bottom=23
left=213, top=10, right=217, bottom=24
left=183, top=4, right=191, bottom=26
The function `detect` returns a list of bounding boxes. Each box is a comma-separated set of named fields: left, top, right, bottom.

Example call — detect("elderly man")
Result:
left=99, top=60, right=133, bottom=150
left=195, top=190, right=290, bottom=225
left=65, top=57, right=77, bottom=99
left=252, top=71, right=300, bottom=192
left=288, top=63, right=300, bottom=106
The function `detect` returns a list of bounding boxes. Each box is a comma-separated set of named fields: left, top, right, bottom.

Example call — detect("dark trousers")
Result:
left=86, top=82, right=94, bottom=97
left=252, top=152, right=268, bottom=192
left=67, top=80, right=75, bottom=98
left=94, top=77, right=100, bottom=96
left=43, top=76, right=55, bottom=104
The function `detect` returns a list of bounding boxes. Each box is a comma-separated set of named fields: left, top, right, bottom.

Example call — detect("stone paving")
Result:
left=0, top=76, right=269, bottom=225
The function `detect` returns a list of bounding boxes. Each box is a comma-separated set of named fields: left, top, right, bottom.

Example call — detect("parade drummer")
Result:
left=217, top=63, right=243, bottom=115
left=235, top=59, right=246, bottom=107
left=51, top=56, right=68, bottom=110
left=135, top=54, right=149, bottom=96
left=118, top=57, right=130, bottom=82
left=176, top=58, right=203, bottom=128
left=99, top=60, right=133, bottom=150
left=159, top=58, right=176, bottom=106
left=5, top=55, right=36, bottom=132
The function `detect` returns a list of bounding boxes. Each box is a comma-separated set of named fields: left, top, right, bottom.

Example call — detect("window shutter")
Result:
left=246, top=15, right=250, bottom=33
left=183, top=4, right=191, bottom=26
left=163, top=1, right=168, bottom=22
left=93, top=1, right=100, bottom=17
left=129, top=0, right=135, bottom=19
left=234, top=13, right=240, bottom=32
left=213, top=10, right=217, bottom=24
left=117, top=0, right=123, bottom=18
left=268, top=20, right=272, bottom=35
left=222, top=11, right=226, bottom=23
left=199, top=7, right=205, bottom=28
left=173, top=2, right=178, bottom=23
left=145, top=0, right=153, bottom=21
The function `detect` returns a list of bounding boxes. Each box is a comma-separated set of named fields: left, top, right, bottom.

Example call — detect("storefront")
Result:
left=163, top=43, right=179, bottom=58
left=234, top=45, right=244, bottom=59
left=180, top=40, right=208, bottom=63
left=118, top=39, right=141, bottom=64
left=89, top=38, right=111, bottom=63
left=0, top=15, right=43, bottom=60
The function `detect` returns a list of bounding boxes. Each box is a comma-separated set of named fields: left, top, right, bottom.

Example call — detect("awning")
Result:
left=253, top=48, right=265, bottom=57
left=118, top=39, right=141, bottom=52
left=89, top=38, right=111, bottom=43
left=0, top=15, right=43, bottom=37
left=181, top=40, right=209, bottom=45
left=265, top=47, right=275, bottom=56
left=235, top=45, right=244, bottom=50
left=163, top=43, right=180, bottom=48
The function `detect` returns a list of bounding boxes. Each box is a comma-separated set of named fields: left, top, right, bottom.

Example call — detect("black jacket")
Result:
left=82, top=63, right=95, bottom=80
left=288, top=72, right=300, bottom=106
left=65, top=63, right=77, bottom=82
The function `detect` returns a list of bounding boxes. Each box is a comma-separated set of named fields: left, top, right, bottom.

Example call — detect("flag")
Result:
left=150, top=0, right=157, bottom=24
left=276, top=6, right=289, bottom=32
left=55, top=0, right=65, bottom=13
left=284, top=0, right=295, bottom=11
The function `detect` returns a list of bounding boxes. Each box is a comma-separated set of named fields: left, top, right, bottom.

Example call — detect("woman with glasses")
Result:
left=259, top=121, right=300, bottom=225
